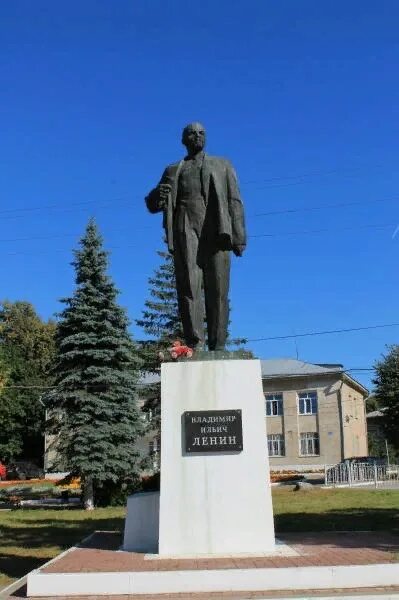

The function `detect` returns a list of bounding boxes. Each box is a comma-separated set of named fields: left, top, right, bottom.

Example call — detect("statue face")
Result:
left=182, top=122, right=206, bottom=153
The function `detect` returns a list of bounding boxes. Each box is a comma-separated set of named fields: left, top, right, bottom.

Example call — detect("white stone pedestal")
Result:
left=159, top=359, right=275, bottom=555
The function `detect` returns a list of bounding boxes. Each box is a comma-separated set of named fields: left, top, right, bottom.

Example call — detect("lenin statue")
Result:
left=145, top=122, right=247, bottom=351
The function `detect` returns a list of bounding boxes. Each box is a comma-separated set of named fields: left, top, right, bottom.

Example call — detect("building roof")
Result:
left=260, top=358, right=368, bottom=396
left=260, top=358, right=343, bottom=378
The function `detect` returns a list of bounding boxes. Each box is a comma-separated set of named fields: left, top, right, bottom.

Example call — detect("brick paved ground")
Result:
left=40, top=531, right=399, bottom=573
left=6, top=531, right=399, bottom=599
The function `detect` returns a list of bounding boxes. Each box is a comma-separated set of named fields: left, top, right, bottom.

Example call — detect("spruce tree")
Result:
left=136, top=250, right=183, bottom=371
left=50, top=219, right=142, bottom=508
left=135, top=251, right=182, bottom=439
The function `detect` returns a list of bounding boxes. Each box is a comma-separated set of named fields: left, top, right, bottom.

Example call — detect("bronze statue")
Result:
left=145, top=122, right=246, bottom=351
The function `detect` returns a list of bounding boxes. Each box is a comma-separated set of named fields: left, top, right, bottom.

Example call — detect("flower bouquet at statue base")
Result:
left=158, top=340, right=194, bottom=362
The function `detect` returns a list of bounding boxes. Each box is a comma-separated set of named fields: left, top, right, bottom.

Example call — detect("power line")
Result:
left=1, top=380, right=372, bottom=392
left=0, top=162, right=390, bottom=219
left=348, top=367, right=378, bottom=370
left=3, top=322, right=393, bottom=389
left=246, top=322, right=399, bottom=342
left=0, top=233, right=79, bottom=244
left=2, top=242, right=143, bottom=258
left=0, top=196, right=130, bottom=217
left=241, top=163, right=385, bottom=186
left=0, top=197, right=135, bottom=222
left=0, top=229, right=153, bottom=245
left=252, top=196, right=398, bottom=218
left=2, top=193, right=396, bottom=225
left=249, top=223, right=393, bottom=238
left=245, top=176, right=380, bottom=192
left=0, top=221, right=393, bottom=247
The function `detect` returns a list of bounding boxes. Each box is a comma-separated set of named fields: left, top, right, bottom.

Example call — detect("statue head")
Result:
left=182, top=122, right=206, bottom=154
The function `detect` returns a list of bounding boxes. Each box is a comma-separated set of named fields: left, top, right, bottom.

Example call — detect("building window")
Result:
left=265, top=393, right=283, bottom=416
left=298, top=391, right=318, bottom=415
left=300, top=432, right=320, bottom=456
left=267, top=434, right=285, bottom=456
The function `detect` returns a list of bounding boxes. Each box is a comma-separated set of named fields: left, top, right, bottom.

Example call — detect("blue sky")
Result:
left=1, top=1, right=399, bottom=389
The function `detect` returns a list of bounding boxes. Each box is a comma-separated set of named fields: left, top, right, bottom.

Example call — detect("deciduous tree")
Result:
left=0, top=301, right=55, bottom=461
left=373, top=344, right=399, bottom=454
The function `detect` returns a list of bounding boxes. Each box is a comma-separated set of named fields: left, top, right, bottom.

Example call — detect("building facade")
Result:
left=262, top=359, right=369, bottom=470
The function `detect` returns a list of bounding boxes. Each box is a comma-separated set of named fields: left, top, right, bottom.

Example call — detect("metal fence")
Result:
left=325, top=462, right=399, bottom=488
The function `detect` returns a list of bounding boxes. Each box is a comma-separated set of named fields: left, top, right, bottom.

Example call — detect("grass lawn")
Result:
left=0, top=506, right=124, bottom=590
left=0, top=487, right=398, bottom=590
left=272, top=486, right=399, bottom=532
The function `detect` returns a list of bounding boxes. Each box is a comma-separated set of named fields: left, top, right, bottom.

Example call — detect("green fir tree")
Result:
left=50, top=219, right=142, bottom=508
left=136, top=250, right=183, bottom=372
left=136, top=251, right=182, bottom=442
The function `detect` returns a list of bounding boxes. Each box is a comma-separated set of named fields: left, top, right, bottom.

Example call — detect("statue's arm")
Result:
left=145, top=168, right=171, bottom=214
left=226, top=162, right=247, bottom=252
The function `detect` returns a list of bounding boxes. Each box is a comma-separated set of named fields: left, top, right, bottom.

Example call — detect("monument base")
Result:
left=158, top=359, right=275, bottom=556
